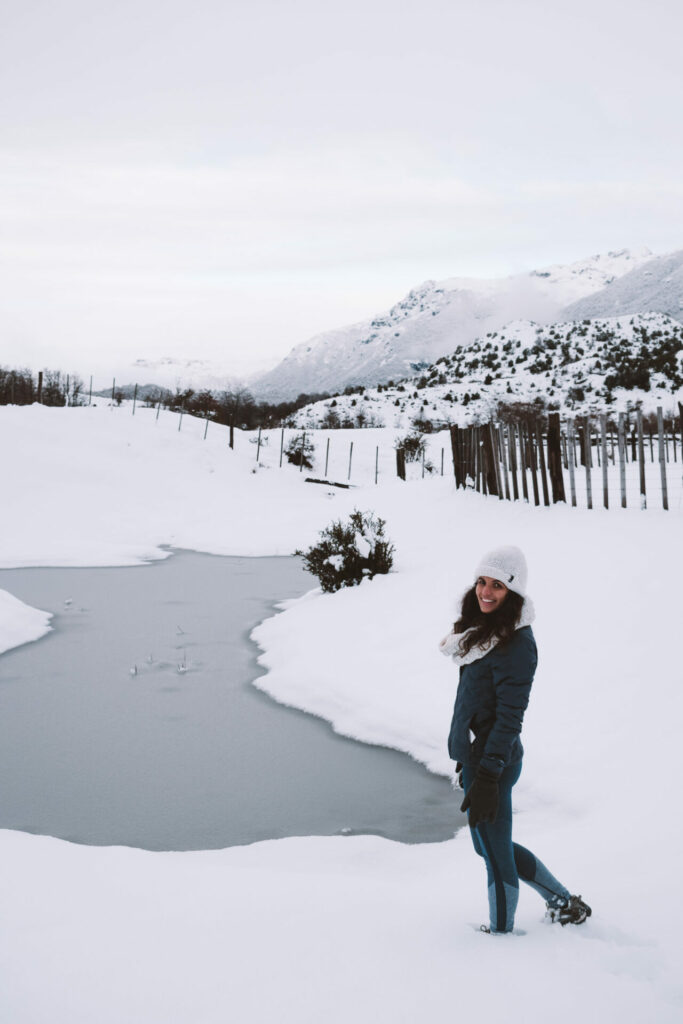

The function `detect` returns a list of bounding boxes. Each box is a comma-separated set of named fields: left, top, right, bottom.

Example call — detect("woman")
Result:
left=439, top=545, right=590, bottom=935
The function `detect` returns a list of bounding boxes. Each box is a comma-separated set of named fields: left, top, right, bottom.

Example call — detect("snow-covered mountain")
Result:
left=288, top=313, right=683, bottom=429
left=251, top=248, right=655, bottom=400
left=561, top=249, right=683, bottom=321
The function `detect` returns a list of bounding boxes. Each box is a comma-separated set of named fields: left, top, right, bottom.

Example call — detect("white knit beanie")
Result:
left=475, top=545, right=528, bottom=597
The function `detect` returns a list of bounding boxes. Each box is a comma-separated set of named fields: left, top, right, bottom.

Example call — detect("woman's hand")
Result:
left=460, top=766, right=499, bottom=827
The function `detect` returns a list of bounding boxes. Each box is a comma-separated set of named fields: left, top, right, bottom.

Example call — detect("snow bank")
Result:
left=0, top=588, right=52, bottom=655
left=1, top=829, right=679, bottom=1024
left=251, top=485, right=683, bottom=1002
left=1, top=403, right=679, bottom=571
left=0, top=404, right=422, bottom=566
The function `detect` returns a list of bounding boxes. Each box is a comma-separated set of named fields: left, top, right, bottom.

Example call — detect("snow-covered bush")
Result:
left=285, top=433, right=315, bottom=469
left=394, top=430, right=426, bottom=463
left=296, top=510, right=394, bottom=593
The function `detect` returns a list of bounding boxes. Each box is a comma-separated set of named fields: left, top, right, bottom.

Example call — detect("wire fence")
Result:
left=63, top=390, right=683, bottom=512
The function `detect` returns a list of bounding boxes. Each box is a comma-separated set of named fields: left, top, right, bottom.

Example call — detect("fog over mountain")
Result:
left=250, top=248, right=657, bottom=401
left=561, top=249, right=683, bottom=322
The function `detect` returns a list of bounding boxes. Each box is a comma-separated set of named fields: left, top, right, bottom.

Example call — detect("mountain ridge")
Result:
left=250, top=247, right=657, bottom=400
left=286, top=312, right=683, bottom=430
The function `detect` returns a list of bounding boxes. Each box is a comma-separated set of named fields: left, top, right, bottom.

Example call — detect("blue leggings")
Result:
left=461, top=761, right=570, bottom=933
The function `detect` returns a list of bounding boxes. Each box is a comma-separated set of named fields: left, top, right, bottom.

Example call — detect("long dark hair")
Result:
left=453, top=585, right=524, bottom=657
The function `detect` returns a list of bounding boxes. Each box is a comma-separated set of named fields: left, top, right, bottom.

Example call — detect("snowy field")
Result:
left=1, top=403, right=682, bottom=1023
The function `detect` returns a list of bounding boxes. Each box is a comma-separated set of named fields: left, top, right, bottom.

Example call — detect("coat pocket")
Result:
left=469, top=711, right=494, bottom=761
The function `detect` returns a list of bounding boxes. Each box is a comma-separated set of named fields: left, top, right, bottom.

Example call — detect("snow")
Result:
left=0, top=588, right=52, bottom=655
left=1, top=402, right=682, bottom=1022
left=253, top=248, right=658, bottom=400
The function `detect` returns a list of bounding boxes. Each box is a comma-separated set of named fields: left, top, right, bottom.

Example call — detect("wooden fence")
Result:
left=446, top=405, right=683, bottom=511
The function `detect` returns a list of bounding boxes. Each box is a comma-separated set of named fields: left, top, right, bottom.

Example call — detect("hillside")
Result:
left=287, top=313, right=683, bottom=429
left=562, top=249, right=683, bottom=321
left=251, top=249, right=655, bottom=401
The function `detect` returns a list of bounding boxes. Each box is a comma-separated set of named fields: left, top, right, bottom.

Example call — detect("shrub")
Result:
left=285, top=432, right=315, bottom=469
left=296, top=510, right=394, bottom=593
left=394, top=430, right=426, bottom=462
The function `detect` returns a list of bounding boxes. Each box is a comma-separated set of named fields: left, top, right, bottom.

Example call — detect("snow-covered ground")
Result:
left=1, top=403, right=682, bottom=1023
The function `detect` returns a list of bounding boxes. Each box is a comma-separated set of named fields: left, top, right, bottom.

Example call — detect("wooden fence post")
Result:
left=280, top=428, right=285, bottom=467
left=526, top=422, right=540, bottom=506
left=375, top=446, right=379, bottom=484
left=256, top=426, right=262, bottom=461
left=617, top=412, right=627, bottom=508
left=636, top=410, right=646, bottom=509
left=489, top=423, right=503, bottom=498
left=507, top=424, right=519, bottom=501
left=499, top=424, right=511, bottom=500
left=482, top=424, right=499, bottom=496
left=535, top=421, right=550, bottom=506
left=396, top=448, right=406, bottom=480
left=518, top=424, right=529, bottom=502
left=657, top=406, right=669, bottom=511
left=300, top=431, right=306, bottom=473
left=547, top=412, right=566, bottom=504
left=325, top=437, right=330, bottom=476
left=600, top=413, right=609, bottom=509
left=449, top=426, right=460, bottom=485
left=473, top=428, right=480, bottom=492
left=567, top=419, right=577, bottom=508
left=347, top=441, right=353, bottom=481
left=132, top=384, right=138, bottom=416
left=583, top=417, right=592, bottom=509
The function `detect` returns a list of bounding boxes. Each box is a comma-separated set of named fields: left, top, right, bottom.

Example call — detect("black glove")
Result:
left=460, top=766, right=499, bottom=828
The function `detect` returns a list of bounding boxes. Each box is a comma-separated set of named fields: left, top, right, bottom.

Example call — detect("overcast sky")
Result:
left=2, top=0, right=683, bottom=384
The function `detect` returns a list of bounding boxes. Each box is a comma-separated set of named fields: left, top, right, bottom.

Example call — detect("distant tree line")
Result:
left=0, top=365, right=332, bottom=428
left=143, top=385, right=334, bottom=429
left=0, top=367, right=85, bottom=406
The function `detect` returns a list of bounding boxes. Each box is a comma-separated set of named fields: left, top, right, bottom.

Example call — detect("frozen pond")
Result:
left=0, top=552, right=460, bottom=850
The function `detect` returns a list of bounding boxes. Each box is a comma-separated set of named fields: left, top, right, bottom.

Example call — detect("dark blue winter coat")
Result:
left=447, top=626, right=537, bottom=779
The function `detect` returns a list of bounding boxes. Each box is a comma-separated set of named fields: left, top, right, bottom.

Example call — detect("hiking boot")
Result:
left=546, top=895, right=592, bottom=926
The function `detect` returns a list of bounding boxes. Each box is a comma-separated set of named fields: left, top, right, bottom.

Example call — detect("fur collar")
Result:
left=439, top=597, right=535, bottom=666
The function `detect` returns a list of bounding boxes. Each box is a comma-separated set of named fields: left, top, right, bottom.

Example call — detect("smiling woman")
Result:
left=475, top=575, right=509, bottom=614
left=440, top=546, right=591, bottom=933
